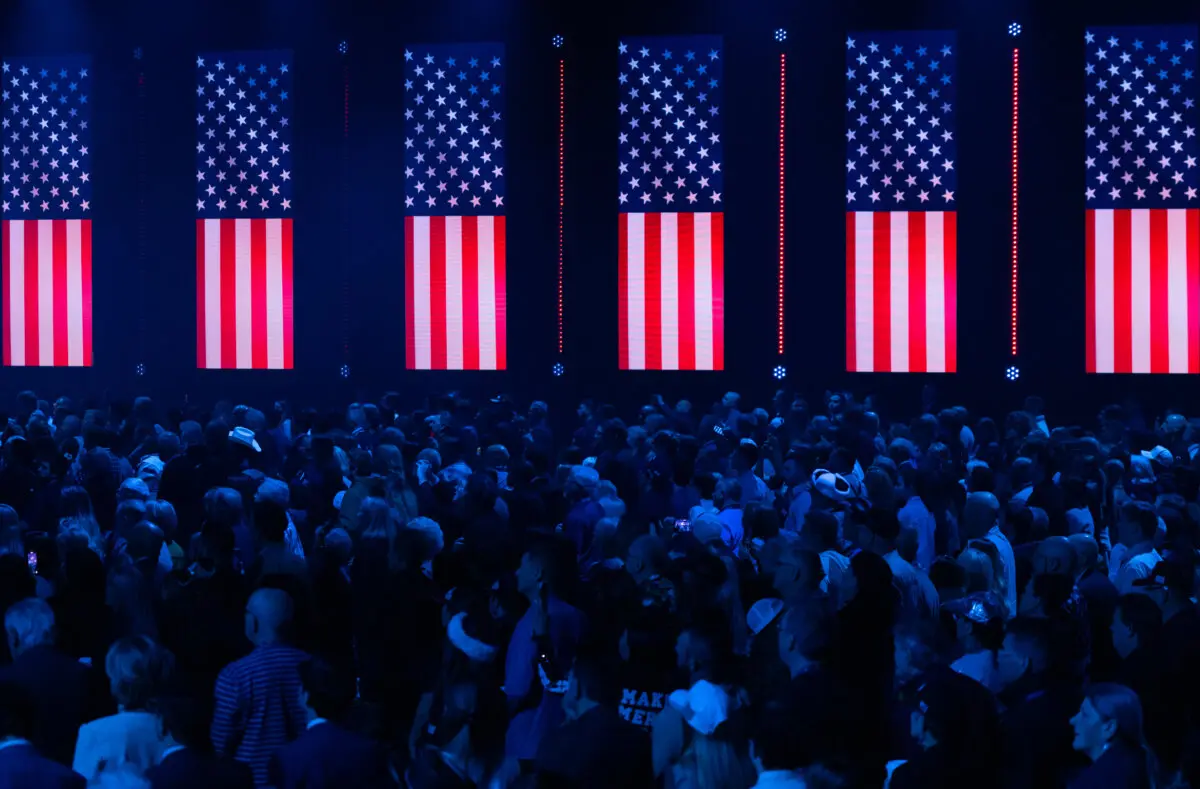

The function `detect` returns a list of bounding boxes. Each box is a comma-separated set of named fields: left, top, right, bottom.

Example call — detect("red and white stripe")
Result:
left=404, top=215, right=507, bottom=371
left=845, top=211, right=957, bottom=373
left=1, top=219, right=93, bottom=367
left=1086, top=208, right=1200, bottom=374
left=196, top=218, right=294, bottom=370
left=618, top=211, right=725, bottom=371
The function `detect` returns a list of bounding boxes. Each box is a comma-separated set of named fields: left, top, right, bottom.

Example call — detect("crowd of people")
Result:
left=0, top=387, right=1196, bottom=788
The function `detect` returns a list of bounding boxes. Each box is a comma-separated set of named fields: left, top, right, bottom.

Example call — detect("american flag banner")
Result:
left=195, top=52, right=294, bottom=370
left=618, top=37, right=724, bottom=371
left=1, top=56, right=93, bottom=367
left=1084, top=28, right=1200, bottom=374
left=845, top=33, right=957, bottom=373
left=404, top=44, right=507, bottom=371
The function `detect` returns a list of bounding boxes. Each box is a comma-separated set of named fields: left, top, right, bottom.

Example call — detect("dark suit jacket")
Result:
left=0, top=645, right=111, bottom=766
left=145, top=747, right=255, bottom=789
left=0, top=742, right=85, bottom=789
left=267, top=721, right=390, bottom=789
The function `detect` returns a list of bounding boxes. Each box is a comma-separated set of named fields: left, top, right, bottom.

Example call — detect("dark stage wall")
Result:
left=2, top=0, right=1200, bottom=425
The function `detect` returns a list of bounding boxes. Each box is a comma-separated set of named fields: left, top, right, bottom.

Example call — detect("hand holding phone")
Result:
left=26, top=551, right=37, bottom=575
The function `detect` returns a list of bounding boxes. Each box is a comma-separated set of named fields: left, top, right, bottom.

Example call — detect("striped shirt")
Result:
left=212, top=643, right=308, bottom=787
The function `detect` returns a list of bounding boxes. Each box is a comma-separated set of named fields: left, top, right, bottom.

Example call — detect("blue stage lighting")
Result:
left=338, top=41, right=348, bottom=55
left=552, top=35, right=564, bottom=49
left=1006, top=365, right=1020, bottom=381
left=772, top=365, right=787, bottom=380
left=552, top=362, right=565, bottom=377
left=774, top=29, right=788, bottom=43
left=340, top=364, right=351, bottom=379
left=1008, top=22, right=1021, bottom=37
left=135, top=363, right=146, bottom=377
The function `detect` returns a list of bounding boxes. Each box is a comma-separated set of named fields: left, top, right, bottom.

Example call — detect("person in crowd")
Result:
left=144, top=687, right=255, bottom=789
left=269, top=658, right=391, bottom=789
left=1069, top=683, right=1155, bottom=788
left=73, top=636, right=175, bottom=783
left=535, top=649, right=653, bottom=788
left=505, top=537, right=585, bottom=771
left=211, top=588, right=308, bottom=786
left=1, top=598, right=110, bottom=766
left=0, top=679, right=86, bottom=789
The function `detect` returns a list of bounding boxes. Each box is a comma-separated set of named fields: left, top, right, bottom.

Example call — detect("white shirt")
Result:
left=984, top=526, right=1018, bottom=619
left=0, top=738, right=30, bottom=752
left=884, top=550, right=940, bottom=621
left=1116, top=544, right=1162, bottom=594
left=898, top=497, right=937, bottom=572
left=307, top=718, right=327, bottom=730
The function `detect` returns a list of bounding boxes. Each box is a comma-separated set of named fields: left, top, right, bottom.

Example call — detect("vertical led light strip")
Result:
left=558, top=59, right=565, bottom=354
left=1010, top=47, right=1020, bottom=356
left=777, top=53, right=786, bottom=355
left=137, top=63, right=147, bottom=369
left=342, top=62, right=351, bottom=368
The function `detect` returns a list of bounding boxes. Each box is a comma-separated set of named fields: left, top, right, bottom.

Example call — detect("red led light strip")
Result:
left=1010, top=48, right=1019, bottom=356
left=558, top=59, right=565, bottom=354
left=777, top=53, right=786, bottom=355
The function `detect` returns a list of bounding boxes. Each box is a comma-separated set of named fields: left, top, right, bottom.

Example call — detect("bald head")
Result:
left=245, top=588, right=294, bottom=646
left=963, top=492, right=1000, bottom=541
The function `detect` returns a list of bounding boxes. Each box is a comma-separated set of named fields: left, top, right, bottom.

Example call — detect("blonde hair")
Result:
left=59, top=515, right=104, bottom=559
left=104, top=636, right=172, bottom=711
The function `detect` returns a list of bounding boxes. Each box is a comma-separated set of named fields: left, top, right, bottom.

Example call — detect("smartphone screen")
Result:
left=26, top=551, right=37, bottom=574
left=675, top=519, right=691, bottom=533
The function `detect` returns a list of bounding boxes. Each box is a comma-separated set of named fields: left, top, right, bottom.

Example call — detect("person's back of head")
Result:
left=156, top=685, right=215, bottom=750
left=245, top=587, right=294, bottom=646
left=1119, top=500, right=1160, bottom=547
left=298, top=658, right=356, bottom=723
left=144, top=500, right=178, bottom=543
left=802, top=510, right=840, bottom=553
left=105, top=635, right=173, bottom=712
left=1067, top=534, right=1100, bottom=576
left=117, top=477, right=151, bottom=504
left=957, top=547, right=996, bottom=595
left=253, top=499, right=290, bottom=546
left=203, top=487, right=244, bottom=531
left=4, top=597, right=54, bottom=659
left=115, top=499, right=148, bottom=538
left=1114, top=593, right=1163, bottom=660
left=127, top=521, right=165, bottom=565
left=627, top=533, right=668, bottom=581
left=963, top=492, right=1000, bottom=542
left=567, top=648, right=621, bottom=710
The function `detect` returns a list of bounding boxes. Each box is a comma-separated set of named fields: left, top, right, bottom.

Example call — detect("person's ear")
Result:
left=1100, top=717, right=1118, bottom=743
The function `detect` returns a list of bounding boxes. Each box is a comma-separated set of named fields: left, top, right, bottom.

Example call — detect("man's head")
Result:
left=114, top=499, right=148, bottom=539
left=517, top=537, right=570, bottom=601
left=776, top=596, right=836, bottom=677
left=1111, top=593, right=1162, bottom=660
left=781, top=445, right=815, bottom=488
left=1117, top=501, right=1159, bottom=549
left=4, top=598, right=54, bottom=659
left=254, top=499, right=290, bottom=546
left=563, top=650, right=620, bottom=721
left=245, top=587, right=294, bottom=647
left=127, top=521, right=165, bottom=565
left=962, top=492, right=1001, bottom=542
left=1067, top=534, right=1100, bottom=578
left=626, top=534, right=668, bottom=584
left=298, top=658, right=356, bottom=723
left=714, top=476, right=743, bottom=511
left=772, top=542, right=825, bottom=602
left=856, top=507, right=900, bottom=555
left=565, top=466, right=599, bottom=503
